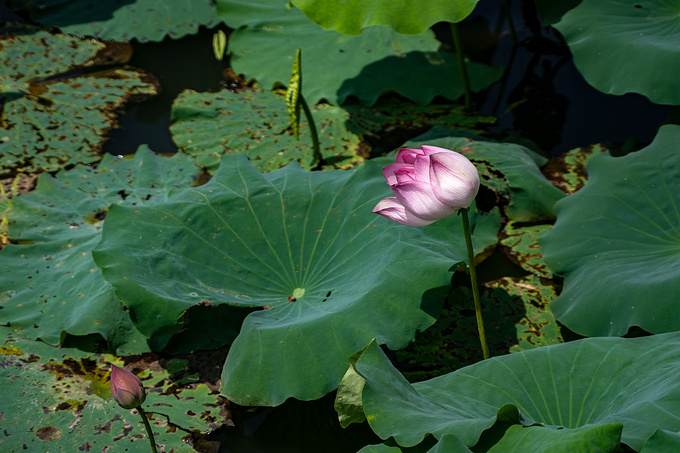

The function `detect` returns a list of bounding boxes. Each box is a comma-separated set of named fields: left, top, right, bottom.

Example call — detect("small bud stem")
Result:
left=459, top=207, right=490, bottom=360
left=136, top=407, right=158, bottom=453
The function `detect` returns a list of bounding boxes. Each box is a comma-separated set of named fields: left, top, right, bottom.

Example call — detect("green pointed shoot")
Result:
left=285, top=48, right=323, bottom=167
left=212, top=29, right=227, bottom=61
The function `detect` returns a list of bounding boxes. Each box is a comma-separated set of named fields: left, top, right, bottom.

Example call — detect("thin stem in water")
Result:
left=450, top=22, right=472, bottom=110
left=137, top=407, right=158, bottom=453
left=459, top=207, right=490, bottom=360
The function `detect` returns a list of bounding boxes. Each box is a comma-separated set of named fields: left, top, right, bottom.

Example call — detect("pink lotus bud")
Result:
left=110, top=364, right=146, bottom=409
left=373, top=145, right=479, bottom=226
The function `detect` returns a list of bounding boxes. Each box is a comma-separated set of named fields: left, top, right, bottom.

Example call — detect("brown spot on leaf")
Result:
left=36, top=425, right=61, bottom=441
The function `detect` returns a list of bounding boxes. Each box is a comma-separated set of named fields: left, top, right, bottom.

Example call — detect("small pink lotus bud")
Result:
left=110, top=364, right=146, bottom=409
left=373, top=145, right=480, bottom=226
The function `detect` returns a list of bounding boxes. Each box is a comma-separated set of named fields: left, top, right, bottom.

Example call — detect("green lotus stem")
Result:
left=459, top=207, right=490, bottom=360
left=503, top=0, right=518, bottom=44
left=300, top=94, right=323, bottom=167
left=450, top=22, right=472, bottom=110
left=137, top=407, right=158, bottom=453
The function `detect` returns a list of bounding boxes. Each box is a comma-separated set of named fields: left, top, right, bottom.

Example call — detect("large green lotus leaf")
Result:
left=170, top=88, right=365, bottom=173
left=541, top=124, right=680, bottom=336
left=399, top=128, right=565, bottom=222
left=553, top=0, right=680, bottom=104
left=0, top=147, right=199, bottom=353
left=0, top=327, right=227, bottom=451
left=291, top=0, right=479, bottom=35
left=216, top=0, right=501, bottom=105
left=640, top=429, right=680, bottom=452
left=0, top=29, right=158, bottom=175
left=344, top=333, right=680, bottom=450
left=92, top=154, right=501, bottom=406
left=487, top=424, right=622, bottom=453
left=10, top=0, right=221, bottom=42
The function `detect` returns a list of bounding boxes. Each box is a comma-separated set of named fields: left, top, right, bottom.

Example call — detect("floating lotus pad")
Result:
left=13, top=0, right=222, bottom=42
left=0, top=147, right=199, bottom=353
left=0, top=28, right=159, bottom=175
left=0, top=327, right=224, bottom=452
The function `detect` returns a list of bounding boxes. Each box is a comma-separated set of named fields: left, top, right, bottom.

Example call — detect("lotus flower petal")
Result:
left=372, top=197, right=435, bottom=226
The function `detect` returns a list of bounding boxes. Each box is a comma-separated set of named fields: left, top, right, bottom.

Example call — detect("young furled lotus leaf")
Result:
left=0, top=147, right=199, bottom=354
left=215, top=0, right=502, bottom=105
left=553, top=0, right=680, bottom=104
left=0, top=327, right=225, bottom=451
left=541, top=124, right=680, bottom=336
left=92, top=154, right=501, bottom=406
left=11, top=0, right=222, bottom=42
left=339, top=333, right=680, bottom=451
left=0, top=27, right=158, bottom=176
left=291, top=0, right=480, bottom=36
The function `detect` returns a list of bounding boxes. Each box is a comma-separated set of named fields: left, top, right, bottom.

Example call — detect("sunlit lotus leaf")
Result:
left=398, top=129, right=565, bottom=222
left=542, top=144, right=610, bottom=194
left=541, top=124, right=680, bottom=336
left=554, top=0, right=680, bottom=104
left=0, top=28, right=158, bottom=176
left=93, top=154, right=501, bottom=406
left=0, top=327, right=226, bottom=451
left=10, top=0, right=221, bottom=42
left=0, top=147, right=199, bottom=354
left=170, top=88, right=496, bottom=174
left=501, top=220, right=553, bottom=277
left=170, top=88, right=365, bottom=173
left=215, top=0, right=502, bottom=105
left=291, top=0, right=479, bottom=35
left=341, top=333, right=680, bottom=450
